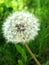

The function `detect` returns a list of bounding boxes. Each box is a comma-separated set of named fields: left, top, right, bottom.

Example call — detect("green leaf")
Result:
left=18, top=60, right=23, bottom=65
left=16, top=45, right=27, bottom=62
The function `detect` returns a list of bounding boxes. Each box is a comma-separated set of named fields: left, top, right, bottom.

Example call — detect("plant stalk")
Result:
left=24, top=43, right=41, bottom=65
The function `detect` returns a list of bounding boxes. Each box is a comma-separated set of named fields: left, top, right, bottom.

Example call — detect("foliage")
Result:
left=0, top=0, right=49, bottom=65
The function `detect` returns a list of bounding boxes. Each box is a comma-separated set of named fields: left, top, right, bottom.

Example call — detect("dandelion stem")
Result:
left=24, top=43, right=41, bottom=65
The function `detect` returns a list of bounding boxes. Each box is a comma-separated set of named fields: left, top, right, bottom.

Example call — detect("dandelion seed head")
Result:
left=2, top=11, right=40, bottom=44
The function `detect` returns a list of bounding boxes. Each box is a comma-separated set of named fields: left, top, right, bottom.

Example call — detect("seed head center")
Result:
left=15, top=23, right=25, bottom=32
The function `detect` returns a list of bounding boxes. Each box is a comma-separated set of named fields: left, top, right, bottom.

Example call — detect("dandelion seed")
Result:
left=2, top=11, right=40, bottom=44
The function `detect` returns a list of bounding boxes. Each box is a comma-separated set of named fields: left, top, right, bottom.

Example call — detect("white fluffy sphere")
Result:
left=2, top=11, right=40, bottom=44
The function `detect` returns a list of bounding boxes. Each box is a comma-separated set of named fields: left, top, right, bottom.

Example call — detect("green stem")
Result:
left=24, top=43, right=41, bottom=65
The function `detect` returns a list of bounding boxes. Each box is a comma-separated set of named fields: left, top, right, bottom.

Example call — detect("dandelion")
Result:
left=2, top=11, right=40, bottom=43
left=2, top=11, right=41, bottom=65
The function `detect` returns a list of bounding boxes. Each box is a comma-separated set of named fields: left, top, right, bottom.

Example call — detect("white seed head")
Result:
left=2, top=11, right=40, bottom=44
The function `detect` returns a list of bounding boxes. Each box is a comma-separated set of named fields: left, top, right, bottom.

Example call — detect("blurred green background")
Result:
left=0, top=0, right=49, bottom=65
